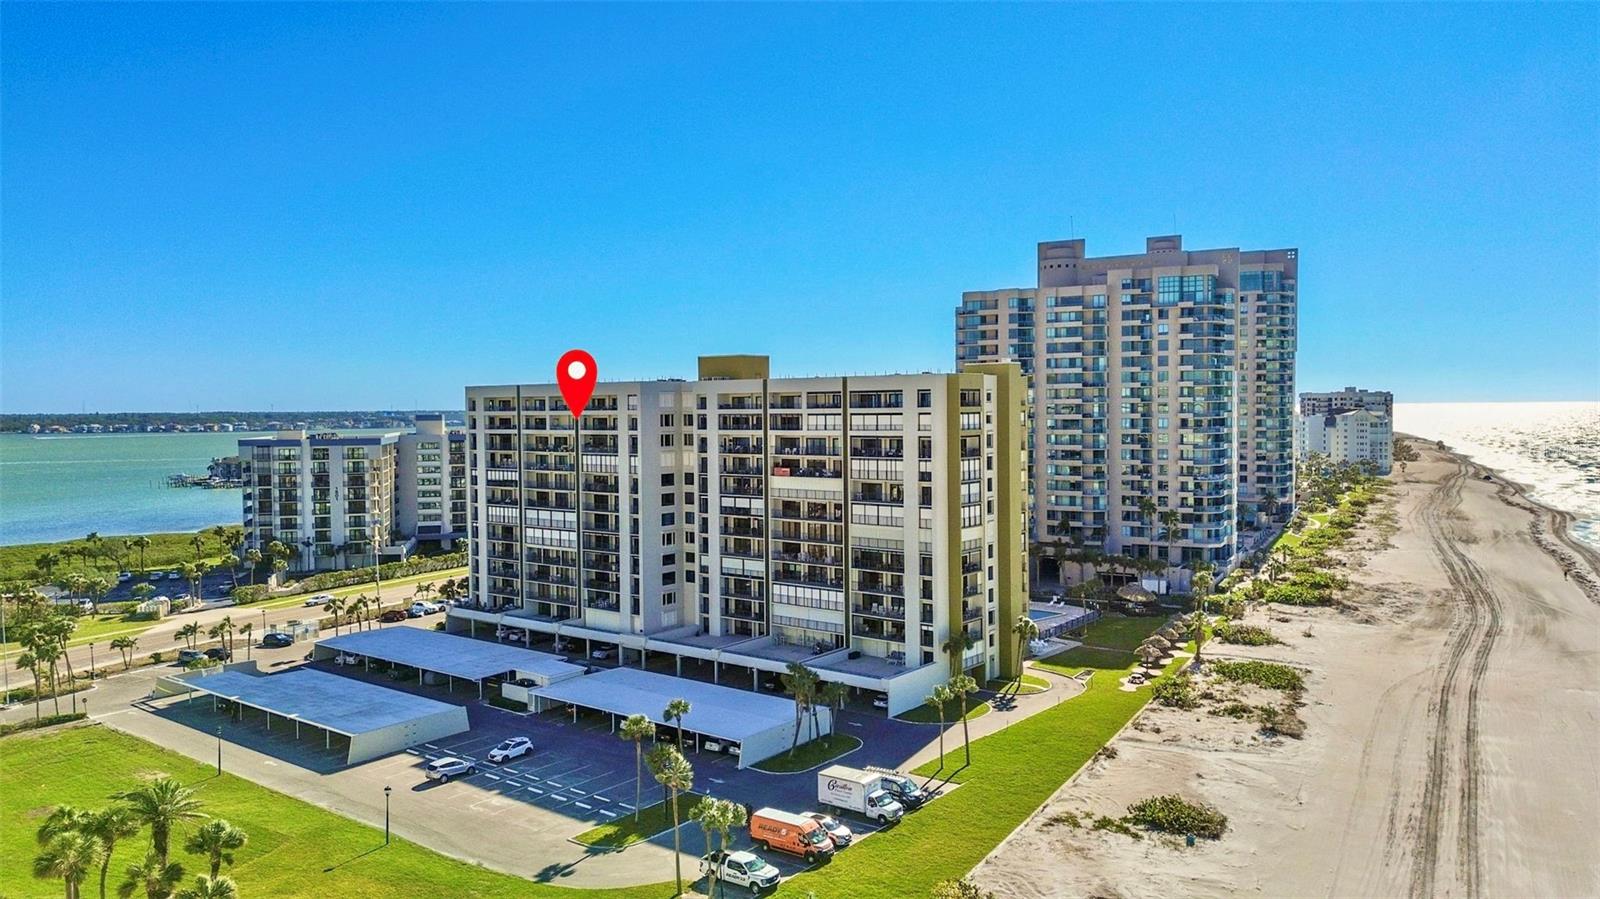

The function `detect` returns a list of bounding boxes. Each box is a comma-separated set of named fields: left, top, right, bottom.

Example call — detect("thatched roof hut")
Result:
left=1142, top=634, right=1172, bottom=652
left=1117, top=583, right=1156, bottom=603
left=1135, top=644, right=1166, bottom=666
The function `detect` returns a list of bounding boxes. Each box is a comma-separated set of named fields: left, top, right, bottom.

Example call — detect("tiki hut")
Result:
left=1135, top=644, right=1166, bottom=666
left=1142, top=634, right=1172, bottom=653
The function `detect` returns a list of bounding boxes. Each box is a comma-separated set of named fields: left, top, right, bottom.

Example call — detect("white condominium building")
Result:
left=240, top=416, right=468, bottom=573
left=1297, top=408, right=1393, bottom=475
left=451, top=355, right=1028, bottom=715
left=1300, top=386, right=1393, bottom=418
left=958, top=235, right=1298, bottom=579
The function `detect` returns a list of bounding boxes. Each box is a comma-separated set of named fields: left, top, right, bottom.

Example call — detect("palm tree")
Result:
left=111, top=636, right=139, bottom=670
left=243, top=550, right=262, bottom=587
left=1158, top=509, right=1182, bottom=566
left=183, top=820, right=246, bottom=879
left=189, top=534, right=206, bottom=563
left=237, top=624, right=252, bottom=661
left=131, top=537, right=152, bottom=575
left=176, top=623, right=201, bottom=651
left=112, top=776, right=207, bottom=866
left=85, top=533, right=104, bottom=573
left=815, top=681, right=847, bottom=744
left=205, top=623, right=226, bottom=655
left=689, top=796, right=746, bottom=899
left=86, top=806, right=142, bottom=899
left=85, top=576, right=113, bottom=615
left=941, top=631, right=976, bottom=676
left=175, top=876, right=236, bottom=899
left=663, top=698, right=691, bottom=752
left=37, top=804, right=93, bottom=844
left=927, top=683, right=953, bottom=765
left=131, top=583, right=156, bottom=606
left=780, top=662, right=818, bottom=755
left=413, top=582, right=436, bottom=604
left=27, top=632, right=64, bottom=716
left=16, top=647, right=44, bottom=722
left=325, top=596, right=346, bottom=635
left=619, top=713, right=654, bottom=822
left=947, top=674, right=979, bottom=765
left=647, top=744, right=694, bottom=897
left=117, top=850, right=182, bottom=899
left=37, top=551, right=62, bottom=582
left=34, top=830, right=104, bottom=899
left=1011, top=615, right=1039, bottom=680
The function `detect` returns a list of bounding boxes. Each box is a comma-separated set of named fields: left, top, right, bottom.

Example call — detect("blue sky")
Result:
left=2, top=3, right=1596, bottom=411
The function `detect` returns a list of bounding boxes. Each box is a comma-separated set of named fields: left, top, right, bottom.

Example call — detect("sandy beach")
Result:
left=972, top=443, right=1600, bottom=899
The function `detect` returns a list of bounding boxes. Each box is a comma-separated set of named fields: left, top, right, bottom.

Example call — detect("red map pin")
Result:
left=556, top=349, right=598, bottom=419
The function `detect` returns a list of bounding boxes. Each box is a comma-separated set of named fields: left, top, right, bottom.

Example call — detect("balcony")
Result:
left=852, top=600, right=906, bottom=620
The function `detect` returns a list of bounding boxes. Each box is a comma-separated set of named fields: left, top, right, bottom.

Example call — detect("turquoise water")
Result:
left=0, top=432, right=253, bottom=545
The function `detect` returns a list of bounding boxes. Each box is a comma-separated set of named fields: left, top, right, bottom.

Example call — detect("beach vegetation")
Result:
left=1213, top=621, right=1281, bottom=645
left=1209, top=660, right=1304, bottom=693
left=1151, top=673, right=1199, bottom=709
left=1126, top=794, right=1228, bottom=839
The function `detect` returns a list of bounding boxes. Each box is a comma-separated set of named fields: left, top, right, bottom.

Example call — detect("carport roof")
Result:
left=531, top=667, right=793, bottom=742
left=319, top=627, right=584, bottom=681
left=179, top=668, right=460, bottom=736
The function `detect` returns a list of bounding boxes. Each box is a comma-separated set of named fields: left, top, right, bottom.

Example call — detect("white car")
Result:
left=166, top=571, right=183, bottom=580
left=700, top=850, right=780, bottom=893
left=423, top=601, right=445, bottom=614
left=804, top=812, right=853, bottom=848
left=117, top=571, right=132, bottom=583
left=334, top=653, right=361, bottom=666
left=423, top=757, right=477, bottom=782
left=487, top=737, right=533, bottom=763
left=305, top=593, right=334, bottom=607
left=590, top=646, right=615, bottom=660
left=872, top=694, right=889, bottom=710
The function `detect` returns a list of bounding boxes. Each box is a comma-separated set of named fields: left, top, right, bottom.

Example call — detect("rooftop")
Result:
left=318, top=627, right=585, bottom=681
left=176, top=667, right=460, bottom=736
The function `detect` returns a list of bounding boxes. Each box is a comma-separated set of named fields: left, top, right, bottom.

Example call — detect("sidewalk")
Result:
left=900, top=664, right=1086, bottom=771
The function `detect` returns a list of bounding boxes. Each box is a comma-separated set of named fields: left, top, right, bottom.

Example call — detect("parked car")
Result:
left=871, top=694, right=889, bottom=710
left=590, top=645, right=615, bottom=660
left=263, top=633, right=295, bottom=649
left=166, top=571, right=183, bottom=581
left=803, top=812, right=854, bottom=848
left=487, top=737, right=533, bottom=763
left=702, top=737, right=727, bottom=753
left=380, top=609, right=408, bottom=623
left=865, top=768, right=931, bottom=810
left=407, top=602, right=428, bottom=618
left=177, top=649, right=205, bottom=664
left=117, top=571, right=132, bottom=583
left=700, top=850, right=781, bottom=894
left=422, top=601, right=445, bottom=614
left=334, top=653, right=361, bottom=666
left=205, top=647, right=232, bottom=661
left=424, top=757, right=477, bottom=782
left=305, top=594, right=334, bottom=607
left=749, top=808, right=835, bottom=863
left=760, top=676, right=782, bottom=692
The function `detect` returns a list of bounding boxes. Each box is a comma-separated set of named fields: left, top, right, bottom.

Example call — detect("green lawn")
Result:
left=572, top=793, right=708, bottom=849
left=987, top=674, right=1050, bottom=695
left=1032, top=646, right=1135, bottom=675
left=895, top=697, right=993, bottom=725
left=1078, top=614, right=1166, bottom=652
left=0, top=529, right=237, bottom=584
left=752, top=735, right=862, bottom=773
left=1, top=726, right=672, bottom=899
left=774, top=649, right=1183, bottom=898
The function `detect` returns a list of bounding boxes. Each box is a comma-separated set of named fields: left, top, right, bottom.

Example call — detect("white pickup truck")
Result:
left=700, top=851, right=780, bottom=894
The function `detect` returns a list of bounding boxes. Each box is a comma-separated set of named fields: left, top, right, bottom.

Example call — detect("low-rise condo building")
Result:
left=958, top=235, right=1298, bottom=583
left=451, top=355, right=1028, bottom=714
left=1297, top=408, right=1393, bottom=474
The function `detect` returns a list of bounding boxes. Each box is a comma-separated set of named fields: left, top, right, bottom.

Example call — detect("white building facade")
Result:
left=451, top=355, right=1029, bottom=714
left=1297, top=409, right=1393, bottom=474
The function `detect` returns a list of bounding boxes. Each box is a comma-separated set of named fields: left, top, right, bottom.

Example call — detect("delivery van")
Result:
left=748, top=807, right=836, bottom=863
left=816, top=765, right=903, bottom=823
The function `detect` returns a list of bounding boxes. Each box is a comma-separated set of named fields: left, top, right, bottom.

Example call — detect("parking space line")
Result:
left=483, top=773, right=500, bottom=780
left=599, top=809, right=616, bottom=818
left=574, top=802, right=592, bottom=810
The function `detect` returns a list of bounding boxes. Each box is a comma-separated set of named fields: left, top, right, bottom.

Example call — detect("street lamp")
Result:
left=384, top=786, right=393, bottom=845
left=216, top=724, right=223, bottom=775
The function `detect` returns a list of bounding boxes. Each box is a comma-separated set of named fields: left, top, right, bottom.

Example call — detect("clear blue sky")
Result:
left=3, top=3, right=1596, bottom=412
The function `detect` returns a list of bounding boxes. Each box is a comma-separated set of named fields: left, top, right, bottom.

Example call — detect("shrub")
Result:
left=0, top=711, right=86, bottom=737
left=1257, top=705, right=1306, bottom=739
left=1262, top=582, right=1326, bottom=606
left=1210, top=701, right=1258, bottom=719
left=1152, top=674, right=1199, bottom=709
left=1213, top=621, right=1281, bottom=646
left=1210, top=660, right=1305, bottom=692
left=148, top=651, right=165, bottom=663
left=1091, top=815, right=1143, bottom=840
left=1045, top=811, right=1082, bottom=828
left=1126, top=794, right=1228, bottom=839
left=931, top=879, right=996, bottom=899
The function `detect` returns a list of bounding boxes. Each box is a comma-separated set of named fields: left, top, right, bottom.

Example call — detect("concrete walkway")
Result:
left=900, top=663, right=1085, bottom=771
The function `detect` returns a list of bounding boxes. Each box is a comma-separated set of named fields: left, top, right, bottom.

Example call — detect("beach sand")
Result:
left=972, top=444, right=1600, bottom=898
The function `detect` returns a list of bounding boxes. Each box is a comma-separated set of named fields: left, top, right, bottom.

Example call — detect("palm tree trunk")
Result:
left=32, top=668, right=43, bottom=722
left=960, top=698, right=972, bottom=765
left=670, top=790, right=682, bottom=897
left=99, top=854, right=111, bottom=899
left=48, top=663, right=61, bottom=716
left=633, top=744, right=642, bottom=822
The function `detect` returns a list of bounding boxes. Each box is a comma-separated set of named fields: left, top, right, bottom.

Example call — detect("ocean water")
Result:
left=0, top=432, right=253, bottom=545
left=1396, top=402, right=1600, bottom=549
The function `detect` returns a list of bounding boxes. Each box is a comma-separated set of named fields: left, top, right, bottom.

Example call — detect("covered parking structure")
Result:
left=156, top=665, right=468, bottom=765
left=314, top=627, right=584, bottom=701
left=530, top=666, right=823, bottom=769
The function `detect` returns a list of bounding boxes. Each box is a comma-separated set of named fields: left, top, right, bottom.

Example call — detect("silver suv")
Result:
left=424, top=757, right=477, bottom=782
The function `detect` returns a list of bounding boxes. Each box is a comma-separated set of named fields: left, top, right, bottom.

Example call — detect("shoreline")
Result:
left=971, top=443, right=1600, bottom=898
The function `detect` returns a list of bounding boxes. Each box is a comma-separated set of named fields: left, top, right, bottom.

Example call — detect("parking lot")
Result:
left=128, top=624, right=960, bottom=888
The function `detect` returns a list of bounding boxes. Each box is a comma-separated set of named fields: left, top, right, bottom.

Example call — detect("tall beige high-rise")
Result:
left=957, top=235, right=1297, bottom=582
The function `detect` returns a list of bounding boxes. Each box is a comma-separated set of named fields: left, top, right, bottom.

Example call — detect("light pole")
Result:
left=88, top=642, right=95, bottom=679
left=216, top=724, right=223, bottom=775
left=384, top=786, right=392, bottom=845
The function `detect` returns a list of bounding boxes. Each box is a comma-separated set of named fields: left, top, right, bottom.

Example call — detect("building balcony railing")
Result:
left=852, top=601, right=906, bottom=620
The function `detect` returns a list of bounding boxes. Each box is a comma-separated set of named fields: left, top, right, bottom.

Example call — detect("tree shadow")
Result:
left=322, top=844, right=384, bottom=872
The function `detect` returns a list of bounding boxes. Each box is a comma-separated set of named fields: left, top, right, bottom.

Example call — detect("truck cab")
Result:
left=700, top=850, right=781, bottom=893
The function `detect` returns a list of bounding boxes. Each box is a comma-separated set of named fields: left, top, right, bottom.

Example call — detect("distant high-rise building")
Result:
left=958, top=235, right=1298, bottom=580
left=1299, top=386, right=1393, bottom=418
left=240, top=415, right=467, bottom=572
left=453, top=355, right=1028, bottom=713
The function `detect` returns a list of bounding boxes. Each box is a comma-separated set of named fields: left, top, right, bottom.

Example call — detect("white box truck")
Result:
left=817, top=765, right=904, bottom=823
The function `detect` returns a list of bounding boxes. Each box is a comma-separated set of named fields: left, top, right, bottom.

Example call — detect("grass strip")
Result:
left=752, top=735, right=862, bottom=773
left=572, top=792, right=709, bottom=849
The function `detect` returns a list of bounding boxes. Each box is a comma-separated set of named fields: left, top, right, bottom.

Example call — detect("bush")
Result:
left=149, top=651, right=165, bottom=664
left=1091, top=815, right=1143, bottom=840
left=1210, top=660, right=1304, bottom=692
left=1257, top=705, right=1306, bottom=738
left=1126, top=794, right=1228, bottom=839
left=1213, top=621, right=1281, bottom=646
left=1152, top=674, right=1199, bottom=709
left=1262, top=582, right=1327, bottom=606
left=931, top=879, right=996, bottom=899
left=0, top=711, right=86, bottom=737
left=1210, top=701, right=1258, bottom=719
